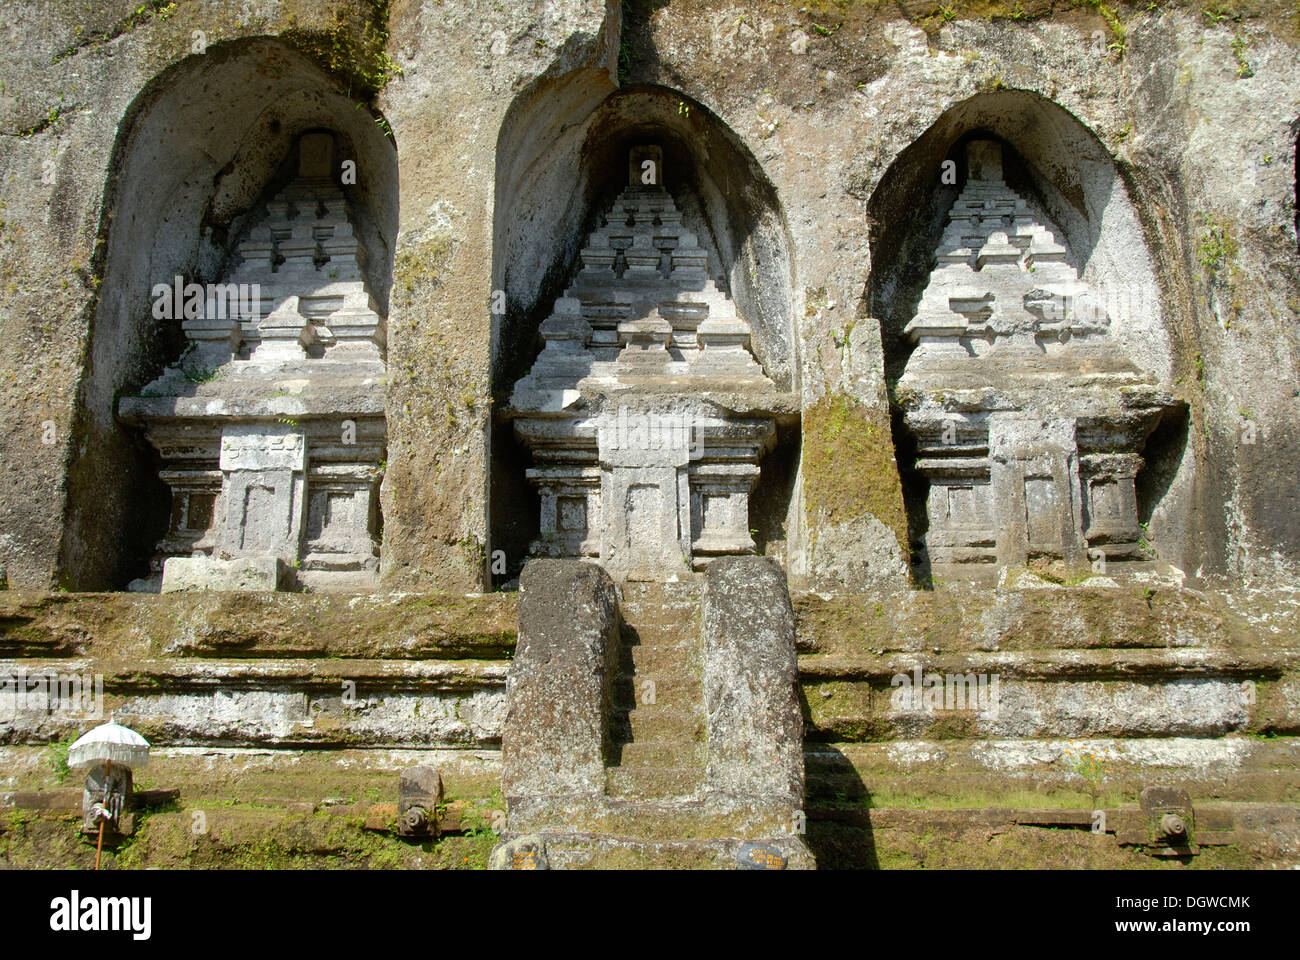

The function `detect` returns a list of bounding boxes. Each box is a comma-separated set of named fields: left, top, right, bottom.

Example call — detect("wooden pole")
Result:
left=94, top=758, right=110, bottom=871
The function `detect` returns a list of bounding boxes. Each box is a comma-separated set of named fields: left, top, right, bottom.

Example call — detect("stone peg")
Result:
left=488, top=834, right=550, bottom=871
left=397, top=765, right=444, bottom=839
left=1139, top=785, right=1195, bottom=851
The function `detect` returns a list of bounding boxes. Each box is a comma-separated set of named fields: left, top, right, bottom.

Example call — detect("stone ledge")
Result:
left=799, top=647, right=1299, bottom=681
left=0, top=591, right=517, bottom=660
left=0, top=657, right=507, bottom=688
left=0, top=659, right=507, bottom=749
left=495, top=831, right=815, bottom=870
left=802, top=673, right=1292, bottom=740
left=793, top=584, right=1282, bottom=656
left=805, top=738, right=1300, bottom=806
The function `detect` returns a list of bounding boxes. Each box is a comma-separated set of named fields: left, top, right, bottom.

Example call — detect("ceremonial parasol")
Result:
left=68, top=721, right=151, bottom=770
left=67, top=722, right=150, bottom=869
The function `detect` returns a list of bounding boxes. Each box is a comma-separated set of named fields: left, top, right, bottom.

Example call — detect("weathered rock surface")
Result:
left=701, top=556, right=804, bottom=804
left=0, top=2, right=1294, bottom=592
left=0, top=0, right=1298, bottom=872
left=499, top=559, right=618, bottom=799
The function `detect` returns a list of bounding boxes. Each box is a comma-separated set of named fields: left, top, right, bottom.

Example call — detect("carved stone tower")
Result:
left=119, top=132, right=387, bottom=592
left=505, top=146, right=795, bottom=580
left=897, top=140, right=1180, bottom=578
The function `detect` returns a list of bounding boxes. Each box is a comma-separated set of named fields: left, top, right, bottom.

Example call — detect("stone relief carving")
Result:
left=897, top=139, right=1180, bottom=577
left=505, top=146, right=797, bottom=580
left=118, top=133, right=386, bottom=592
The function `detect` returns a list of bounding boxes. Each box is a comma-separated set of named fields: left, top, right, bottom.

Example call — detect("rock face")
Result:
left=117, top=133, right=387, bottom=592
left=1, top=0, right=1299, bottom=873
left=0, top=3, right=1295, bottom=592
left=506, top=146, right=797, bottom=580
left=897, top=140, right=1181, bottom=579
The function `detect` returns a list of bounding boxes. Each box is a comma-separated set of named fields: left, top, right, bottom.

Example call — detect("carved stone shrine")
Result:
left=897, top=140, right=1180, bottom=577
left=505, top=146, right=796, bottom=580
left=118, top=132, right=387, bottom=592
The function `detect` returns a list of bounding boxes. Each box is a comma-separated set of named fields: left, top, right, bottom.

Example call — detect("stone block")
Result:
left=500, top=560, right=619, bottom=801
left=160, top=556, right=286, bottom=593
left=701, top=556, right=804, bottom=805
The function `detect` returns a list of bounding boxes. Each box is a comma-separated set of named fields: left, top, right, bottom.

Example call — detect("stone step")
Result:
left=0, top=743, right=504, bottom=801
left=0, top=591, right=518, bottom=661
left=617, top=632, right=698, bottom=657
left=612, top=673, right=701, bottom=710
left=805, top=802, right=1300, bottom=871
left=621, top=608, right=702, bottom=632
left=620, top=607, right=700, bottom=629
left=613, top=741, right=706, bottom=768
left=504, top=795, right=804, bottom=845
left=0, top=656, right=506, bottom=749
left=612, top=704, right=705, bottom=743
left=4, top=646, right=1294, bottom=752
left=792, top=584, right=1276, bottom=657
left=517, top=833, right=814, bottom=870
left=803, top=738, right=1300, bottom=809
left=605, top=764, right=703, bottom=799
left=619, top=580, right=702, bottom=603
left=800, top=665, right=1297, bottom=741
left=616, top=636, right=701, bottom=673
left=797, top=647, right=1299, bottom=682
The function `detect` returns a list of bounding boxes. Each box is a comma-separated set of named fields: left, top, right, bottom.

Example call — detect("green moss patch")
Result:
left=280, top=0, right=401, bottom=102
left=801, top=394, right=908, bottom=554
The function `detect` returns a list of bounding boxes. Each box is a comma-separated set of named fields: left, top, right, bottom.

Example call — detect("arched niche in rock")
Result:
left=490, top=83, right=798, bottom=581
left=866, top=90, right=1191, bottom=581
left=59, top=38, right=398, bottom=591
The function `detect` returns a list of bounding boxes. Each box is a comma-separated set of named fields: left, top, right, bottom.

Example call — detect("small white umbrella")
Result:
left=67, top=722, right=150, bottom=871
left=68, top=722, right=150, bottom=770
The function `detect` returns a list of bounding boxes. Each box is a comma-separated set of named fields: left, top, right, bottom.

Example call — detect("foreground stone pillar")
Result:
left=499, top=560, right=619, bottom=805
left=492, top=556, right=812, bottom=868
left=701, top=556, right=805, bottom=808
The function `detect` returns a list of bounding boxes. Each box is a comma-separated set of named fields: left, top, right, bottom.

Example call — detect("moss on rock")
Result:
left=801, top=393, right=909, bottom=555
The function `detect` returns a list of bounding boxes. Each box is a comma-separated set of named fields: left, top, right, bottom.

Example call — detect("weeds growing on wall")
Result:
left=282, top=0, right=401, bottom=102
